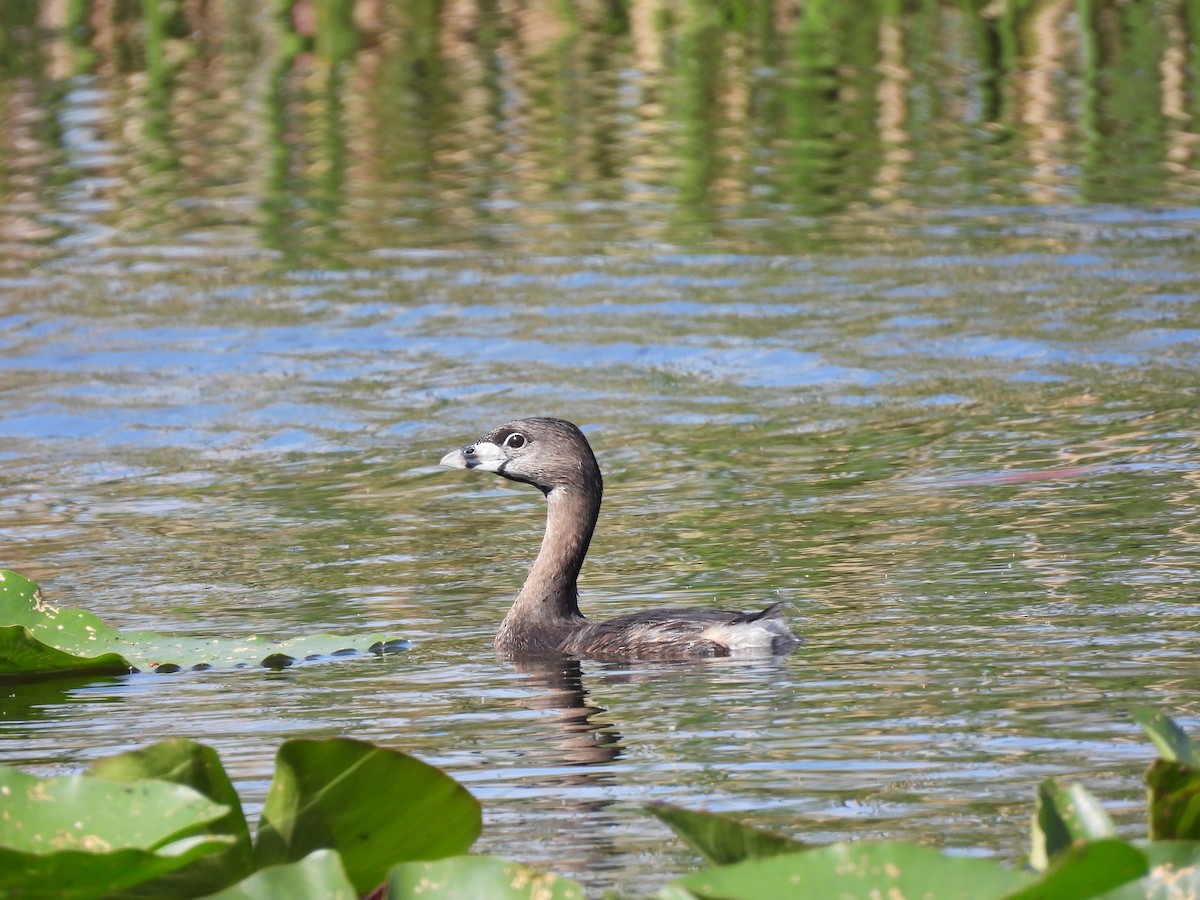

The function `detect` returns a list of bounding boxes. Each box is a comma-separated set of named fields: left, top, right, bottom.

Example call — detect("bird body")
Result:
left=440, top=417, right=799, bottom=660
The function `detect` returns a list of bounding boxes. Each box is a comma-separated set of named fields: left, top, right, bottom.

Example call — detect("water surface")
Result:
left=2, top=3, right=1200, bottom=895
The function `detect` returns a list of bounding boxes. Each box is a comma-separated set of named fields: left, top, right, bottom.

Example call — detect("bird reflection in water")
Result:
left=510, top=655, right=623, bottom=772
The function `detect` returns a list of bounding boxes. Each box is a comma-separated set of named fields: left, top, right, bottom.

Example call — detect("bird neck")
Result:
left=505, top=481, right=601, bottom=627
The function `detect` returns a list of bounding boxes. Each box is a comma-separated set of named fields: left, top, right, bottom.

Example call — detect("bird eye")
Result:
left=503, top=433, right=527, bottom=449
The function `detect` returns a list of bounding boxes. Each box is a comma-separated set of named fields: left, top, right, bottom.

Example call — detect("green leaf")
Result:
left=386, top=855, right=585, bottom=899
left=1005, top=839, right=1146, bottom=899
left=0, top=764, right=233, bottom=900
left=0, top=841, right=234, bottom=900
left=0, top=569, right=408, bottom=683
left=0, top=571, right=135, bottom=681
left=199, top=849, right=357, bottom=900
left=1146, top=760, right=1200, bottom=841
left=0, top=765, right=230, bottom=853
left=647, top=804, right=803, bottom=865
left=1097, top=841, right=1200, bottom=899
left=0, top=622, right=135, bottom=681
left=1134, top=710, right=1200, bottom=766
left=1030, top=779, right=1117, bottom=870
left=666, top=841, right=1033, bottom=899
left=88, top=740, right=256, bottom=898
left=254, top=738, right=481, bottom=894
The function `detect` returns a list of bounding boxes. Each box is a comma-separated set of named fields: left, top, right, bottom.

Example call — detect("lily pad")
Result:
left=1145, top=759, right=1200, bottom=841
left=386, top=855, right=585, bottom=899
left=0, top=569, right=408, bottom=683
left=1029, top=778, right=1116, bottom=870
left=0, top=622, right=134, bottom=681
left=647, top=804, right=804, bottom=865
left=1007, top=839, right=1146, bottom=900
left=0, top=764, right=233, bottom=900
left=664, top=841, right=1033, bottom=899
left=255, top=738, right=482, bottom=894
left=1135, top=709, right=1200, bottom=766
left=201, top=850, right=357, bottom=900
left=1099, top=841, right=1200, bottom=899
left=88, top=740, right=256, bottom=898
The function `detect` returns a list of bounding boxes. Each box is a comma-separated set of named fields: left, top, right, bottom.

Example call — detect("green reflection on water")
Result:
left=1, top=1, right=1198, bottom=261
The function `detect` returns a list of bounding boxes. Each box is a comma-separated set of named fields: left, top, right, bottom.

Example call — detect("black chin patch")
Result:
left=496, top=461, right=552, bottom=495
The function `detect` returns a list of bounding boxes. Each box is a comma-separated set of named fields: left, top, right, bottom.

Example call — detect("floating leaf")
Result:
left=0, top=764, right=232, bottom=900
left=647, top=804, right=803, bottom=865
left=1006, top=839, right=1146, bottom=899
left=0, top=569, right=408, bottom=683
left=665, top=841, right=1032, bottom=899
left=1029, top=778, right=1116, bottom=870
left=1134, top=710, right=1200, bottom=766
left=386, top=855, right=585, bottom=899
left=1146, top=760, right=1200, bottom=841
left=1098, top=841, right=1200, bottom=899
left=0, top=622, right=134, bottom=681
left=88, top=740, right=256, bottom=898
left=201, top=849, right=357, bottom=900
left=254, top=738, right=481, bottom=894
